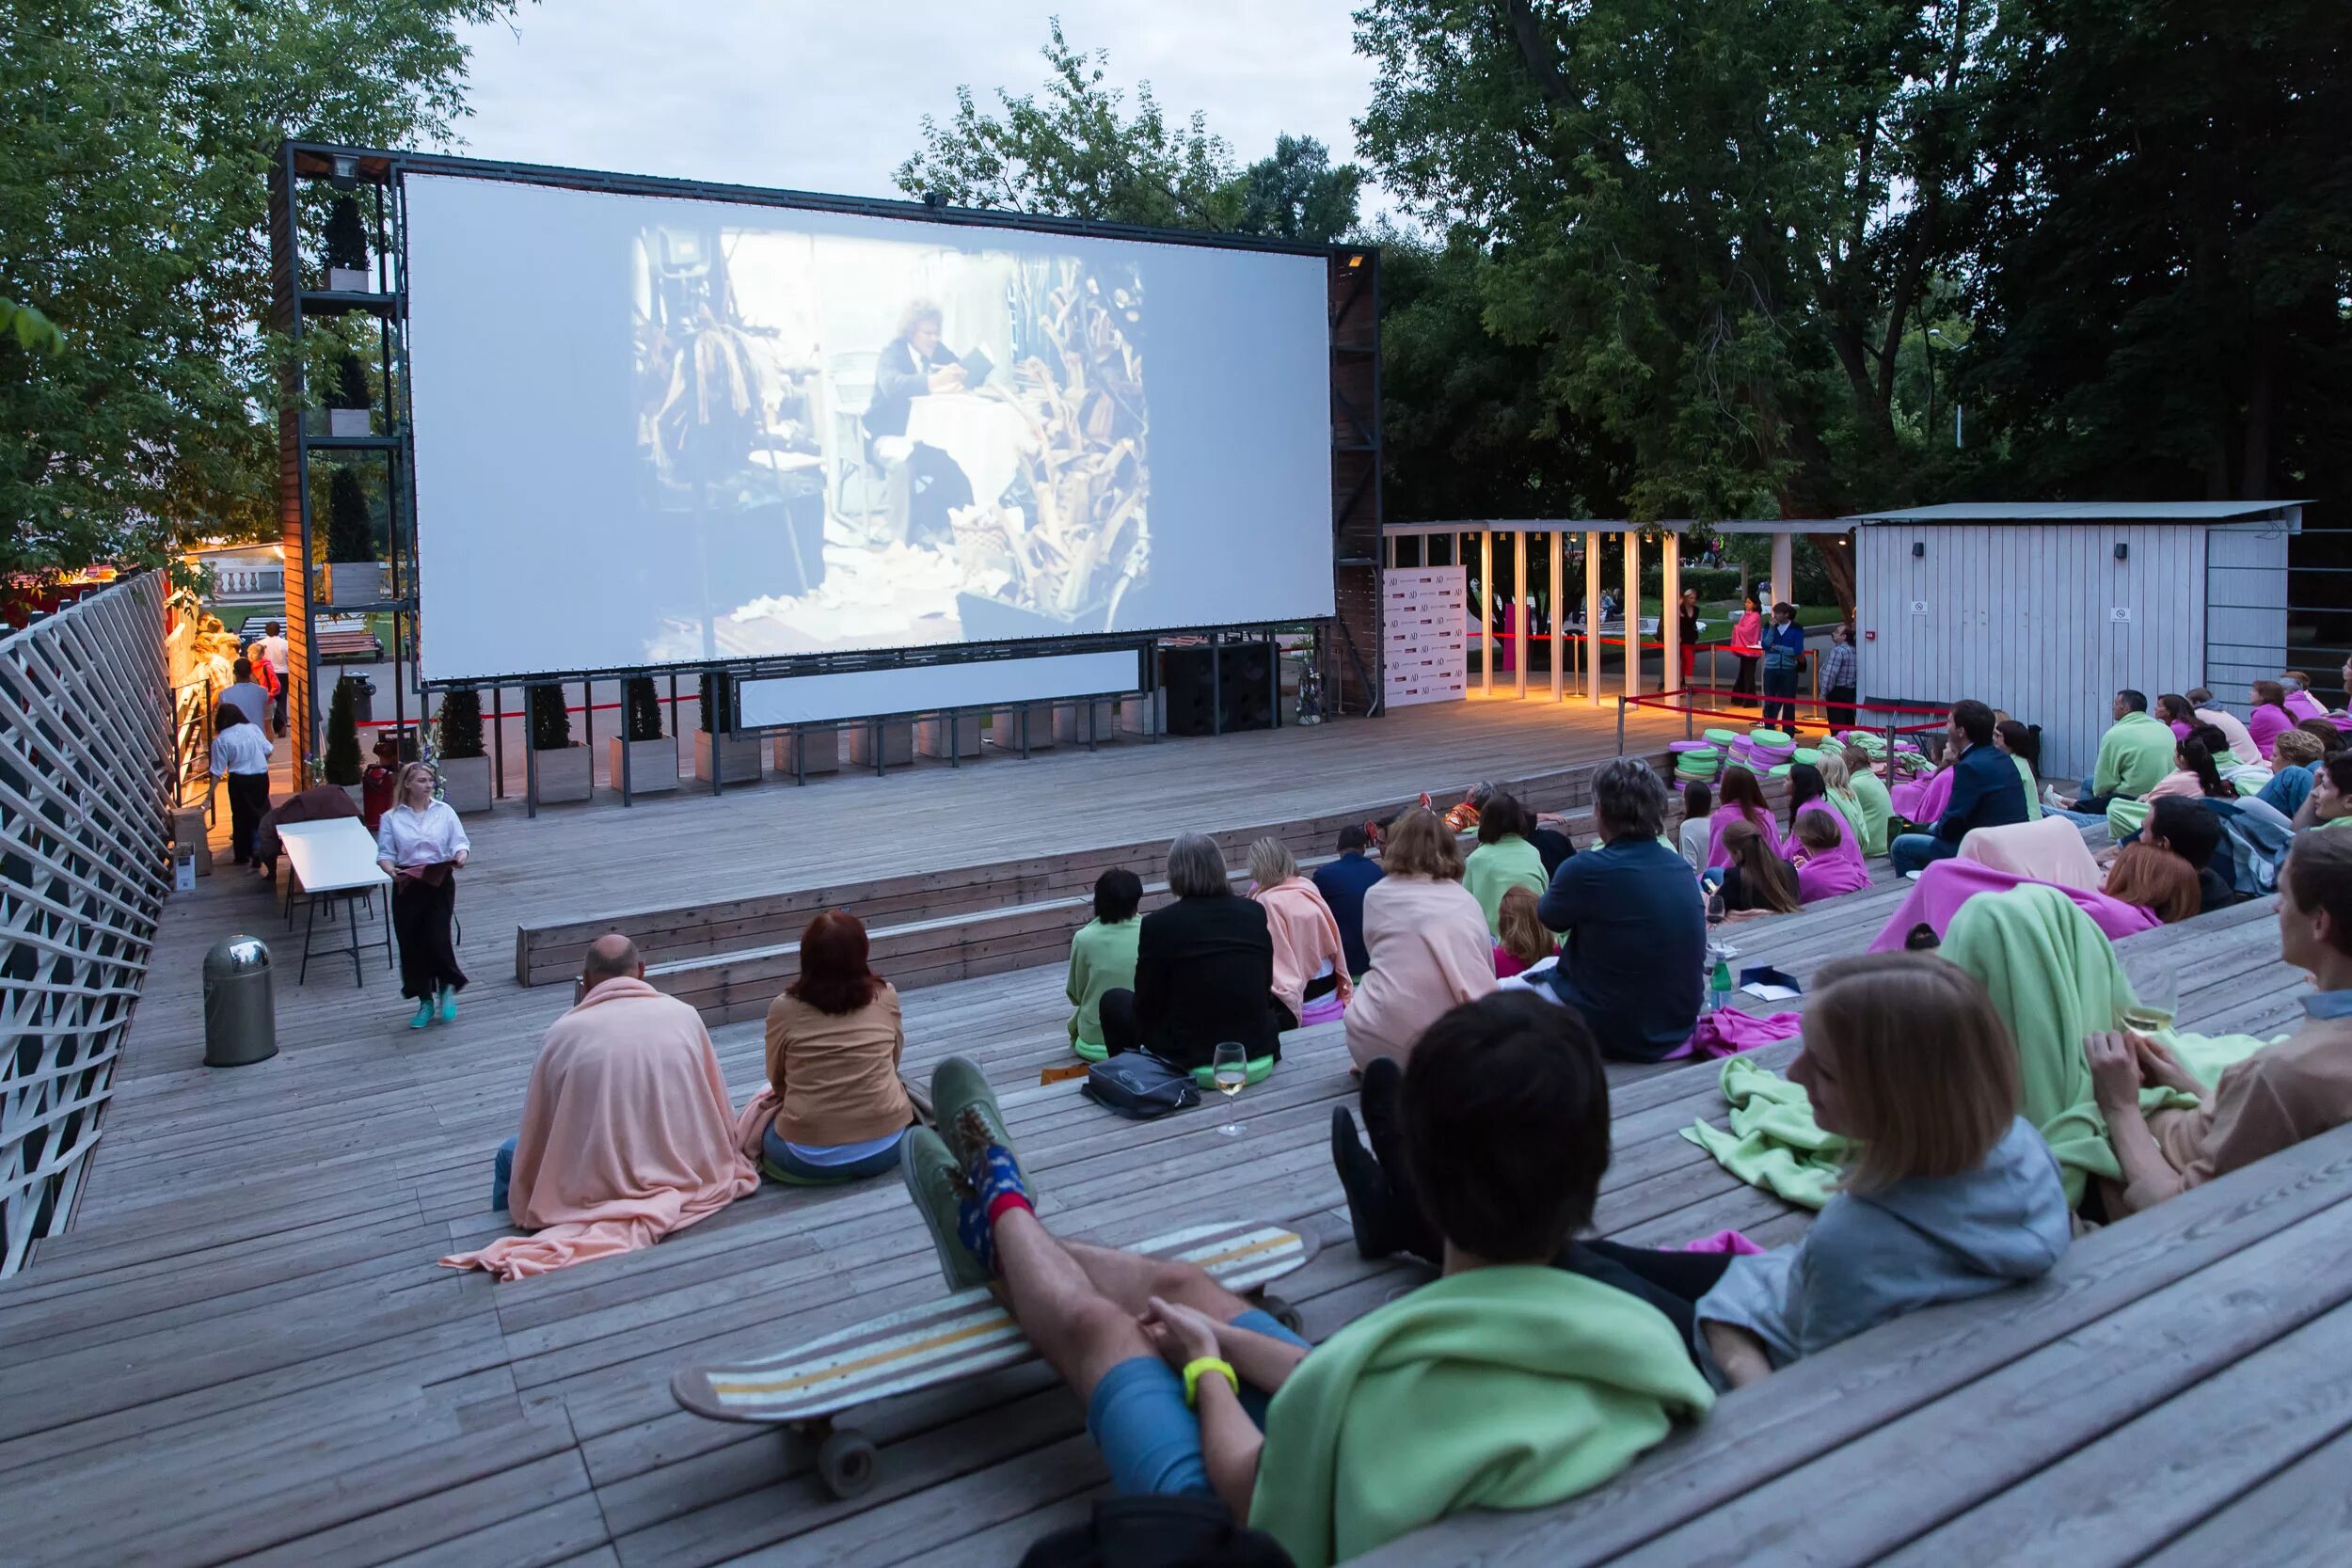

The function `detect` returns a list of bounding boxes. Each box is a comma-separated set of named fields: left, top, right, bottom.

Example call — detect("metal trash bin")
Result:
left=340, top=673, right=376, bottom=726
left=202, top=935, right=278, bottom=1067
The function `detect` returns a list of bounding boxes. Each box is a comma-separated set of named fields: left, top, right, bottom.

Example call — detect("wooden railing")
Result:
left=0, top=573, right=172, bottom=1275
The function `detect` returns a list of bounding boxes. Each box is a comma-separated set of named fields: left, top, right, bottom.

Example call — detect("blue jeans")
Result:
left=491, top=1135, right=518, bottom=1212
left=1761, top=666, right=1799, bottom=726
left=1088, top=1308, right=1311, bottom=1497
left=760, top=1121, right=905, bottom=1184
left=1889, top=832, right=1960, bottom=877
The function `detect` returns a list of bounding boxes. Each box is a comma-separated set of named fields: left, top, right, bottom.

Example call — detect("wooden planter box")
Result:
left=848, top=720, right=914, bottom=768
left=988, top=704, right=1057, bottom=751
left=771, top=730, right=840, bottom=776
left=608, top=736, right=678, bottom=796
left=327, top=408, right=372, bottom=437
left=693, top=730, right=763, bottom=784
left=326, top=266, right=372, bottom=293
left=439, top=753, right=493, bottom=814
left=326, top=562, right=386, bottom=607
left=1118, top=691, right=1164, bottom=736
left=915, top=715, right=982, bottom=760
left=533, top=745, right=592, bottom=804
left=1054, top=700, right=1117, bottom=745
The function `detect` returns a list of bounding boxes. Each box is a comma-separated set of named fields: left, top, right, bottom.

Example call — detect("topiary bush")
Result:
left=333, top=352, right=370, bottom=412
left=437, top=689, right=484, bottom=759
left=528, top=684, right=572, bottom=751
left=326, top=466, right=373, bottom=562
left=324, top=195, right=369, bottom=275
left=625, top=676, right=664, bottom=741
left=699, top=672, right=731, bottom=734
left=324, top=678, right=363, bottom=784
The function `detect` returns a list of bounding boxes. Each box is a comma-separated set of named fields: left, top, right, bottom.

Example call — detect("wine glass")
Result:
left=2121, top=964, right=2179, bottom=1036
left=1212, top=1041, right=1249, bottom=1136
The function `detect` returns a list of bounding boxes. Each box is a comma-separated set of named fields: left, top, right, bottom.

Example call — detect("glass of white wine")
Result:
left=2121, top=966, right=2179, bottom=1035
left=1212, top=1041, right=1249, bottom=1137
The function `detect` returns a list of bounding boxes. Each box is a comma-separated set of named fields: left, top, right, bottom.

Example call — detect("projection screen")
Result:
left=403, top=171, right=1335, bottom=685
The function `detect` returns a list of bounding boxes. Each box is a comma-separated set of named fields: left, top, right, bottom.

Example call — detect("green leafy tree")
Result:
left=1, top=0, right=517, bottom=582
left=323, top=677, right=363, bottom=784
left=436, top=688, right=484, bottom=759
left=1233, top=135, right=1363, bottom=245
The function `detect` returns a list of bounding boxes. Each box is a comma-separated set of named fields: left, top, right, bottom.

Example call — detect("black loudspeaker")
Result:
left=1162, top=645, right=1275, bottom=736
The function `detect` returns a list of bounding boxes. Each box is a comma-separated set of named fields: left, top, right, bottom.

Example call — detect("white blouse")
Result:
left=375, top=800, right=470, bottom=869
left=209, top=724, right=273, bottom=777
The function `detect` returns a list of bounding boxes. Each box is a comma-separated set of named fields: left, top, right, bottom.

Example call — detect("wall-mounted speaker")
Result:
left=1161, top=644, right=1275, bottom=736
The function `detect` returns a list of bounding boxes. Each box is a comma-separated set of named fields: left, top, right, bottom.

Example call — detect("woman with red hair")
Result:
left=758, top=911, right=917, bottom=1184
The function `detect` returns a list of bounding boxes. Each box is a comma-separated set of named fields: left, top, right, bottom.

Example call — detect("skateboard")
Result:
left=670, top=1219, right=1319, bottom=1497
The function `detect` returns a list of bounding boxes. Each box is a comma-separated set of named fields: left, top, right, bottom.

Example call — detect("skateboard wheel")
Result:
left=1261, top=1294, right=1306, bottom=1336
left=817, top=1427, right=877, bottom=1498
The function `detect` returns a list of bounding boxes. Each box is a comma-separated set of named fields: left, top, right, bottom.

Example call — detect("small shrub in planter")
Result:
left=328, top=353, right=372, bottom=436
left=529, top=685, right=573, bottom=751
left=324, top=196, right=371, bottom=292
left=436, top=689, right=493, bottom=812
left=530, top=685, right=590, bottom=802
left=626, top=676, right=664, bottom=741
left=324, top=466, right=381, bottom=604
left=610, top=676, right=678, bottom=795
left=694, top=672, right=760, bottom=783
left=324, top=678, right=363, bottom=786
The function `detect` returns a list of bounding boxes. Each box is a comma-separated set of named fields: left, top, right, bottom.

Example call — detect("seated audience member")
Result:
left=1891, top=700, right=2028, bottom=876
left=1531, top=759, right=1706, bottom=1061
left=2300, top=716, right=2349, bottom=759
left=2289, top=754, right=2352, bottom=833
left=1719, top=819, right=1804, bottom=913
left=2089, top=832, right=2352, bottom=1213
left=2100, top=843, right=2201, bottom=925
left=1248, top=838, right=1351, bottom=1025
left=2280, top=672, right=2328, bottom=722
left=1463, top=793, right=1551, bottom=935
left=1842, top=743, right=1895, bottom=856
left=2068, top=689, right=2176, bottom=816
left=2187, top=689, right=2262, bottom=765
left=1311, top=825, right=1384, bottom=980
left=897, top=996, right=1714, bottom=1568
left=2146, top=799, right=2243, bottom=913
left=2258, top=729, right=2327, bottom=817
left=1790, top=809, right=1869, bottom=902
left=758, top=911, right=918, bottom=1182
left=251, top=780, right=362, bottom=881
left=1492, top=884, right=1555, bottom=978
left=2153, top=692, right=2197, bottom=740
left=1957, top=816, right=2101, bottom=890
left=1994, top=720, right=2045, bottom=821
left=1676, top=781, right=1714, bottom=873
left=443, top=935, right=758, bottom=1279
left=1345, top=809, right=1496, bottom=1070
left=1784, top=760, right=1830, bottom=837
left=2245, top=680, right=2297, bottom=759
left=1101, top=835, right=1282, bottom=1071
left=1334, top=956, right=2068, bottom=1389
left=2144, top=735, right=2237, bottom=804
left=1705, top=765, right=1782, bottom=870
left=1067, top=869, right=1144, bottom=1061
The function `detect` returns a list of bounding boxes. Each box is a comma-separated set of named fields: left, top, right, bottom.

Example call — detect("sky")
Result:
left=451, top=2, right=1379, bottom=209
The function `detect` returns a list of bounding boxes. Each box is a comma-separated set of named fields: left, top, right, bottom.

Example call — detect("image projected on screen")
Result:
left=632, top=228, right=1149, bottom=658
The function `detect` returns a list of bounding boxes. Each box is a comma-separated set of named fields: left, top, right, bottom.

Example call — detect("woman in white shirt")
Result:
left=375, top=762, right=471, bottom=1028
left=209, top=704, right=274, bottom=866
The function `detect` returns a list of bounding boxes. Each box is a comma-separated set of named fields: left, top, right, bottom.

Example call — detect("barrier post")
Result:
left=1615, top=694, right=1627, bottom=756
left=620, top=691, right=633, bottom=807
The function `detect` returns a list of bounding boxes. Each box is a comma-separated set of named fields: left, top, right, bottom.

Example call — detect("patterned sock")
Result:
left=954, top=1191, right=998, bottom=1277
left=957, top=1109, right=1032, bottom=1225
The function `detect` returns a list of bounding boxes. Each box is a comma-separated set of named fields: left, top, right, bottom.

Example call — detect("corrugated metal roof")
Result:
left=1842, top=500, right=2307, bottom=524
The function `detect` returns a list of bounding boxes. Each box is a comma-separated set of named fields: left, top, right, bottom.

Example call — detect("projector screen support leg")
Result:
left=492, top=687, right=505, bottom=800
left=1266, top=634, right=1279, bottom=729
left=620, top=702, right=633, bottom=807
left=1212, top=643, right=1224, bottom=737
left=950, top=713, right=961, bottom=768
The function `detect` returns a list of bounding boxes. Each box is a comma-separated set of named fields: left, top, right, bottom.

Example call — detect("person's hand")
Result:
left=927, top=366, right=966, bottom=394
left=2084, top=1031, right=2147, bottom=1112
left=1138, top=1294, right=1224, bottom=1370
left=453, top=851, right=469, bottom=869
left=2132, top=1032, right=2201, bottom=1095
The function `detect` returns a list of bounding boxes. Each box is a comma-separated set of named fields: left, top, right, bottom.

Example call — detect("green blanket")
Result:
left=1251, top=1265, right=1713, bottom=1568
left=1684, top=885, right=2272, bottom=1208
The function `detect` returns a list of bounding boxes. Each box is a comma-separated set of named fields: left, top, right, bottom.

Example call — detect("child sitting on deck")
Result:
left=902, top=1003, right=1713, bottom=1568
left=1491, top=884, right=1555, bottom=978
left=1067, top=869, right=1143, bottom=1061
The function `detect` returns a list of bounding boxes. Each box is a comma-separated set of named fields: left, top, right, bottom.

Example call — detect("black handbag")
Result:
left=1081, top=1052, right=1200, bottom=1119
left=1019, top=1495, right=1295, bottom=1568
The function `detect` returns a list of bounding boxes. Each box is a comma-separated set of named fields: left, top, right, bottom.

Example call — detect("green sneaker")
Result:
left=409, top=999, right=434, bottom=1030
left=930, top=1055, right=1032, bottom=1198
left=899, top=1127, right=990, bottom=1291
left=438, top=986, right=459, bottom=1022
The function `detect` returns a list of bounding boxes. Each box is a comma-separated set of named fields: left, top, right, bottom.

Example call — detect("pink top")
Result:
left=2247, top=704, right=2296, bottom=757
left=1957, top=816, right=2102, bottom=891
left=1704, top=803, right=1783, bottom=871
left=2285, top=689, right=2328, bottom=722
left=1790, top=803, right=1869, bottom=902
left=1345, top=875, right=1497, bottom=1069
left=1493, top=944, right=1536, bottom=979
left=1251, top=876, right=1352, bottom=1022
left=1730, top=610, right=1763, bottom=657
left=2167, top=719, right=2194, bottom=741
left=1868, top=859, right=2159, bottom=952
left=1890, top=766, right=1957, bottom=826
left=442, top=978, right=758, bottom=1280
left=2196, top=706, right=2262, bottom=766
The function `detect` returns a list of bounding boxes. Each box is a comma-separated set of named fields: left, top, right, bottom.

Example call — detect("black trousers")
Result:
left=1825, top=684, right=1856, bottom=730
left=391, top=872, right=468, bottom=1001
left=225, top=772, right=271, bottom=863
left=1731, top=655, right=1759, bottom=705
left=906, top=442, right=973, bottom=547
left=1760, top=667, right=1799, bottom=726
left=1098, top=987, right=1294, bottom=1069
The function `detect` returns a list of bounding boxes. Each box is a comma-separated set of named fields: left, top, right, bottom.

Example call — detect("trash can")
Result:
left=340, top=673, right=376, bottom=725
left=202, top=935, right=278, bottom=1067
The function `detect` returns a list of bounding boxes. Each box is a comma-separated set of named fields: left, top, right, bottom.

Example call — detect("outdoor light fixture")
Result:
left=1348, top=254, right=1365, bottom=268
left=1912, top=541, right=1926, bottom=559
left=2114, top=542, right=2129, bottom=561
left=329, top=154, right=358, bottom=189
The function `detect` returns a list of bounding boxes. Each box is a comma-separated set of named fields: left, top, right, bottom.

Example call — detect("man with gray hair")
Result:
left=1097, top=832, right=1283, bottom=1071
left=1521, top=758, right=1705, bottom=1060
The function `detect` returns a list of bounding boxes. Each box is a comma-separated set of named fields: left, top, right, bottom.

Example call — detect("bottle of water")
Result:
left=1708, top=948, right=1734, bottom=1014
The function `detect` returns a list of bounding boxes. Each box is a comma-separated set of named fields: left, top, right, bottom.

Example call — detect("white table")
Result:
left=277, top=819, right=393, bottom=987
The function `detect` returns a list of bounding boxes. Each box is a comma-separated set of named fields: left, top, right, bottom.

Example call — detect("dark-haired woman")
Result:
left=1718, top=819, right=1803, bottom=915
left=1994, top=720, right=2045, bottom=821
left=2145, top=736, right=2238, bottom=806
left=2247, top=680, right=2297, bottom=760
left=759, top=911, right=916, bottom=1183
left=1067, top=868, right=1143, bottom=1061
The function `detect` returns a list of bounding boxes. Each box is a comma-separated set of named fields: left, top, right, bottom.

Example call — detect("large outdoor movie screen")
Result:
left=402, top=172, right=1335, bottom=683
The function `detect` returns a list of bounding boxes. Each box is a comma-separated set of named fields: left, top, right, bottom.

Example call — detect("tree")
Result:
left=326, top=467, right=373, bottom=562
left=333, top=354, right=371, bottom=413
left=698, top=672, right=730, bottom=734
left=323, top=194, right=370, bottom=275
left=625, top=675, right=663, bottom=741
left=436, top=688, right=484, bottom=760
left=323, top=677, right=362, bottom=784
left=1, top=0, right=517, bottom=581
left=528, top=684, right=571, bottom=752
left=1233, top=135, right=1363, bottom=245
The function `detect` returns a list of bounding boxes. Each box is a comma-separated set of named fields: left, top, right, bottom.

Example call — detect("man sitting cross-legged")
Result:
left=900, top=1007, right=1714, bottom=1568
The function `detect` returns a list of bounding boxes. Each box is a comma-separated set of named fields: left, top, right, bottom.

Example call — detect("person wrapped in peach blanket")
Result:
left=442, top=934, right=758, bottom=1280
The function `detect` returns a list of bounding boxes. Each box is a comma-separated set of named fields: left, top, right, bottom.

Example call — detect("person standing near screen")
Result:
left=864, top=299, right=976, bottom=548
left=376, top=762, right=470, bottom=1030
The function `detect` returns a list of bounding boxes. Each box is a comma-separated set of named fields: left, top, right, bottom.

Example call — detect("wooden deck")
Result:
left=1, top=701, right=2336, bottom=1566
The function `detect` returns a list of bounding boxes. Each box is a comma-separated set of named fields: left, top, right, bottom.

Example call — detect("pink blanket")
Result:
left=1956, top=817, right=2101, bottom=891
left=1867, top=860, right=2158, bottom=952
left=442, top=978, right=760, bottom=1280
left=1705, top=804, right=1784, bottom=871
left=1665, top=1007, right=1804, bottom=1061
left=1889, top=766, right=1955, bottom=826
left=1792, top=802, right=1869, bottom=902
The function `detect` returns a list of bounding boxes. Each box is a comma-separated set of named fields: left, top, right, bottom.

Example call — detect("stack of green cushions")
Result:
left=1675, top=745, right=1722, bottom=782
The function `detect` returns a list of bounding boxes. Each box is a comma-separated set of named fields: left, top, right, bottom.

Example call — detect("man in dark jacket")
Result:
left=864, top=299, right=974, bottom=547
left=1889, top=700, right=2029, bottom=875
left=1311, top=825, right=1384, bottom=979
left=1098, top=833, right=1283, bottom=1069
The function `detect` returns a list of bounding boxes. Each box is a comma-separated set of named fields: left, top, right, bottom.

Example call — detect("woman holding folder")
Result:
left=375, top=762, right=471, bottom=1029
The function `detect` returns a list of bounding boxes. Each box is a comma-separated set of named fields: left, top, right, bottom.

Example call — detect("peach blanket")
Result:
left=1957, top=817, right=2100, bottom=891
left=441, top=978, right=759, bottom=1280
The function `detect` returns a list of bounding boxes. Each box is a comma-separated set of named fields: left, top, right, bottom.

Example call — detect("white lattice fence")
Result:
left=1, top=574, right=171, bottom=1275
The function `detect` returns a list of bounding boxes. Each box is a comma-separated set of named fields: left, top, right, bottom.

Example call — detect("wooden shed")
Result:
left=1845, top=500, right=2305, bottom=781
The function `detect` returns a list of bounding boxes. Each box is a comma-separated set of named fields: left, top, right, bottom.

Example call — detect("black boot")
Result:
left=1359, top=1056, right=1443, bottom=1266
left=1330, top=1107, right=1396, bottom=1260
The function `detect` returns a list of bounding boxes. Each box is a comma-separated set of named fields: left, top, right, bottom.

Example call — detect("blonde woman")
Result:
left=374, top=762, right=470, bottom=1028
left=1813, top=749, right=1870, bottom=852
left=1344, top=809, right=1496, bottom=1069
left=1248, top=837, right=1351, bottom=1028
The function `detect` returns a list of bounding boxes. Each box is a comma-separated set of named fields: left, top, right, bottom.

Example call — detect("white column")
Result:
left=1661, top=532, right=1683, bottom=693
left=1622, top=531, right=1644, bottom=702
left=1771, top=532, right=1794, bottom=612
left=1480, top=530, right=1495, bottom=697
left=1549, top=531, right=1565, bottom=703
left=1512, top=530, right=1529, bottom=699
left=1584, top=531, right=1603, bottom=706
